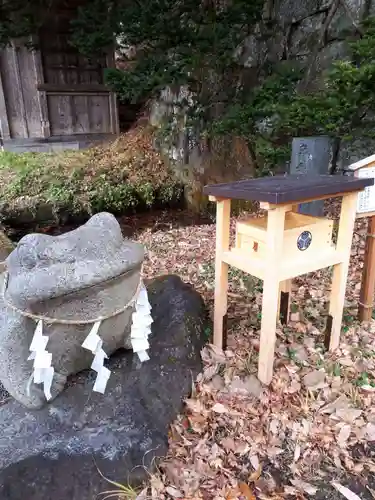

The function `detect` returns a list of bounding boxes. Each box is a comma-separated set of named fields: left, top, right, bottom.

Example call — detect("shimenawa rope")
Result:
left=1, top=265, right=143, bottom=325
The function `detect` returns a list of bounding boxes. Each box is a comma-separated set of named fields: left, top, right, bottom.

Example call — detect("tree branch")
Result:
left=340, top=0, right=364, bottom=35
left=297, top=0, right=340, bottom=93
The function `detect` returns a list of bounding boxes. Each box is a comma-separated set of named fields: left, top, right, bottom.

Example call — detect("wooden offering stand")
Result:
left=204, top=174, right=373, bottom=385
left=347, top=155, right=375, bottom=322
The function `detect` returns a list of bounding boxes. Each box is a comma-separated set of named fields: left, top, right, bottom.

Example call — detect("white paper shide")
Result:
left=28, top=279, right=153, bottom=401
left=28, top=320, right=54, bottom=400
left=81, top=320, right=111, bottom=394
left=130, top=281, right=153, bottom=362
left=80, top=281, right=153, bottom=395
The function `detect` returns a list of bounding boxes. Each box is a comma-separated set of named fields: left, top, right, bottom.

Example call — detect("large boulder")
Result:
left=0, top=212, right=144, bottom=409
left=0, top=275, right=207, bottom=500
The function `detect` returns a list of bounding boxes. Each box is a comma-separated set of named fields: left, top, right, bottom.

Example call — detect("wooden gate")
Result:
left=0, top=7, right=119, bottom=142
left=38, top=27, right=118, bottom=137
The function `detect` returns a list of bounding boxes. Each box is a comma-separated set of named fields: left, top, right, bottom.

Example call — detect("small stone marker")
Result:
left=290, top=136, right=332, bottom=216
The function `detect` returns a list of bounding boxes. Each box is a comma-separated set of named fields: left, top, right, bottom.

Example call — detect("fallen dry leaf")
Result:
left=335, top=408, right=362, bottom=424
left=293, top=443, right=301, bottom=462
left=121, top=201, right=375, bottom=500
left=365, top=422, right=375, bottom=441
left=249, top=463, right=262, bottom=482
left=211, top=402, right=228, bottom=414
left=337, top=425, right=351, bottom=448
left=166, top=486, right=184, bottom=498
left=249, top=455, right=260, bottom=471
left=331, top=482, right=362, bottom=500
left=303, top=369, right=326, bottom=390
left=228, top=375, right=263, bottom=398
left=238, top=482, right=256, bottom=500
left=321, top=395, right=351, bottom=415
left=290, top=479, right=317, bottom=495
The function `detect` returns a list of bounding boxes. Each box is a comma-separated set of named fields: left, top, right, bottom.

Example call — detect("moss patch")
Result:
left=0, top=124, right=183, bottom=230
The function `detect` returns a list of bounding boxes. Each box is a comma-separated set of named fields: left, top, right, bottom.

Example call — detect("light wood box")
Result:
left=236, top=212, right=334, bottom=261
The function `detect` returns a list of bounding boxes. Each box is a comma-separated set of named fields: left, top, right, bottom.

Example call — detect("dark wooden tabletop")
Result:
left=204, top=175, right=374, bottom=204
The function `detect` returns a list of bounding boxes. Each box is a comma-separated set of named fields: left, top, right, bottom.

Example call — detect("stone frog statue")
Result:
left=0, top=212, right=147, bottom=409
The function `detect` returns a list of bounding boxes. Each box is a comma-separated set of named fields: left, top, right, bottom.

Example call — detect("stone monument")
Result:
left=289, top=136, right=332, bottom=216
left=0, top=212, right=149, bottom=409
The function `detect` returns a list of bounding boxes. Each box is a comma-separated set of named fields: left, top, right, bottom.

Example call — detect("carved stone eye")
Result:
left=297, top=231, right=312, bottom=251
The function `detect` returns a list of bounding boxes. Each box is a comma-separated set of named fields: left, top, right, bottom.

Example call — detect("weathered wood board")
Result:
left=0, top=24, right=119, bottom=143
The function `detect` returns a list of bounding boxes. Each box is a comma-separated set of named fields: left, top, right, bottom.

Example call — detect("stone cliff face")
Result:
left=240, top=0, right=375, bottom=169
left=149, top=0, right=375, bottom=208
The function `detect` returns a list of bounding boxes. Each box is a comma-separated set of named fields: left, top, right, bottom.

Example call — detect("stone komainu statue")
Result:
left=0, top=212, right=146, bottom=409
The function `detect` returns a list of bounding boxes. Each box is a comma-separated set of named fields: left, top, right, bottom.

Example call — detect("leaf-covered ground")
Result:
left=122, top=200, right=375, bottom=500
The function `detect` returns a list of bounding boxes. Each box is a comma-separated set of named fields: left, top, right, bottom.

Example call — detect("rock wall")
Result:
left=255, top=0, right=375, bottom=169
left=149, top=0, right=375, bottom=200
left=150, top=86, right=256, bottom=211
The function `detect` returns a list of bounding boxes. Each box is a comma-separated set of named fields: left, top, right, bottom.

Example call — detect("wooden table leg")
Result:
left=277, top=206, right=299, bottom=325
left=258, top=207, right=286, bottom=384
left=213, top=198, right=231, bottom=349
left=326, top=192, right=358, bottom=350
left=359, top=215, right=375, bottom=322
left=278, top=280, right=292, bottom=325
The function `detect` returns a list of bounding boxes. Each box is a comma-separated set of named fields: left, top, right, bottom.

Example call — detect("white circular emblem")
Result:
left=297, top=231, right=312, bottom=251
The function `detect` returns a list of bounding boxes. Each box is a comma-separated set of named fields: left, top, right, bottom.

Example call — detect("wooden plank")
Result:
left=46, top=65, right=102, bottom=71
left=11, top=43, right=29, bottom=137
left=238, top=211, right=329, bottom=235
left=209, top=195, right=227, bottom=202
left=109, top=91, right=120, bottom=134
left=0, top=53, right=11, bottom=140
left=327, top=192, right=358, bottom=350
left=237, top=220, right=268, bottom=243
left=280, top=249, right=343, bottom=281
left=282, top=219, right=333, bottom=258
left=88, top=94, right=111, bottom=133
left=222, top=250, right=265, bottom=280
left=258, top=207, right=285, bottom=385
left=17, top=42, right=44, bottom=138
left=358, top=215, right=375, bottom=322
left=348, top=155, right=375, bottom=171
left=38, top=83, right=110, bottom=93
left=106, top=48, right=120, bottom=134
left=356, top=210, right=375, bottom=219
left=259, top=190, right=359, bottom=210
left=0, top=46, right=21, bottom=138
left=31, top=37, right=51, bottom=138
left=62, top=49, right=76, bottom=135
left=236, top=233, right=267, bottom=259
left=225, top=246, right=343, bottom=282
left=47, top=94, right=74, bottom=135
left=72, top=95, right=90, bottom=134
left=204, top=176, right=373, bottom=205
left=213, top=199, right=231, bottom=349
